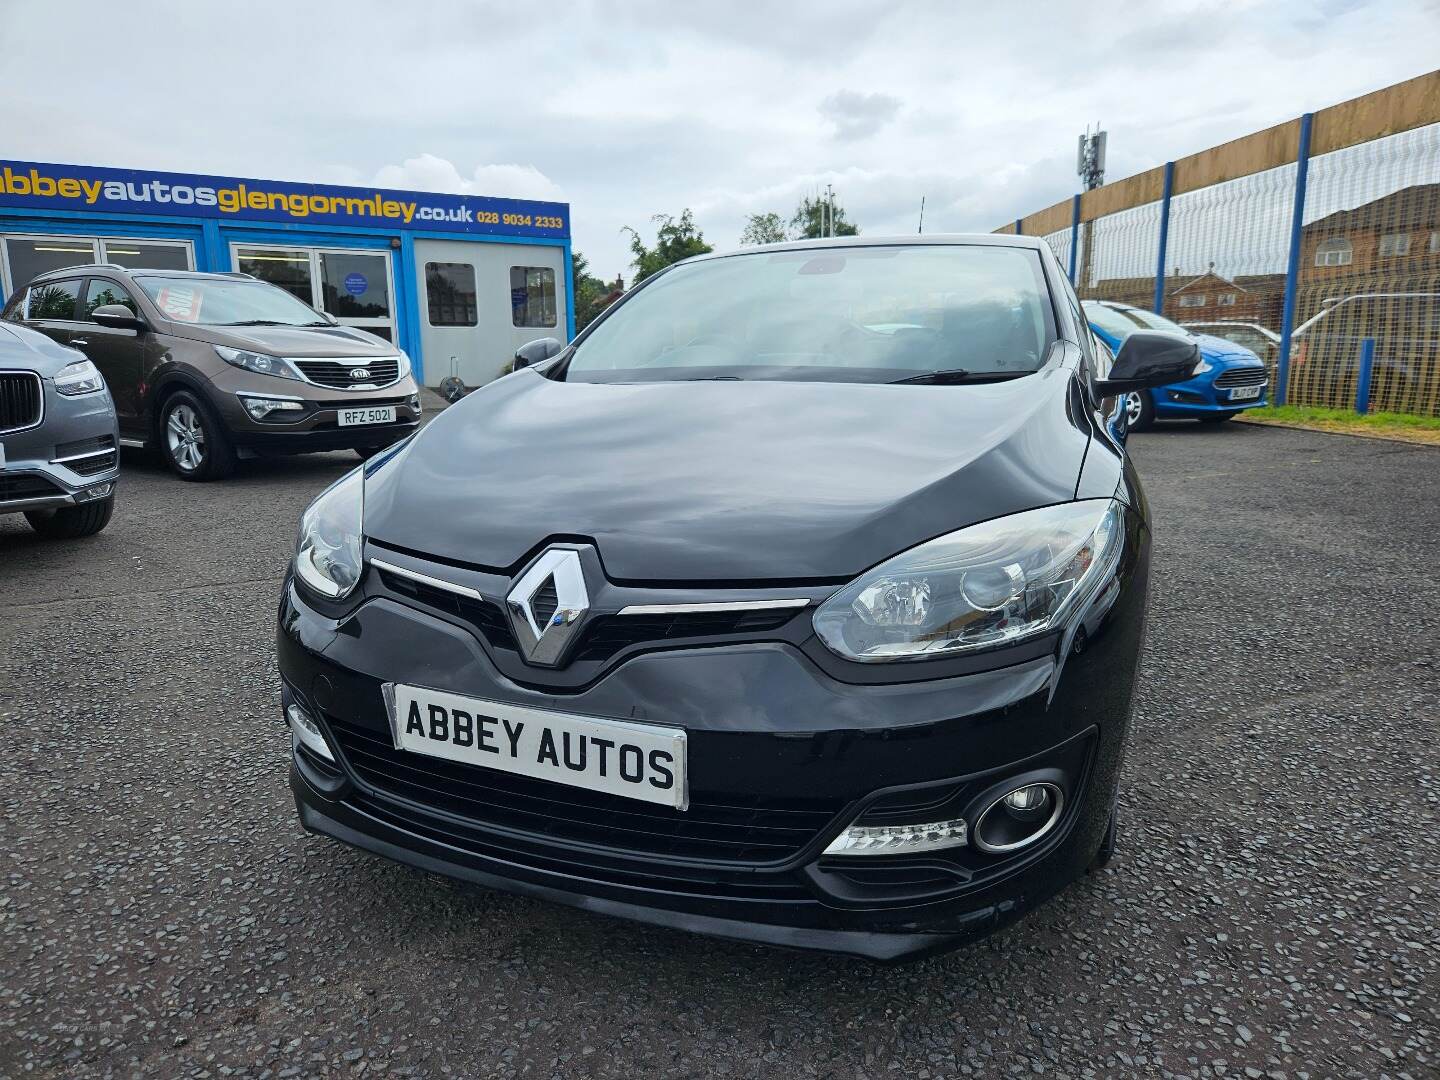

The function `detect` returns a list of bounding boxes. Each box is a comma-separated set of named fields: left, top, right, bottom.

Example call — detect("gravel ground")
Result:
left=2, top=421, right=1437, bottom=1079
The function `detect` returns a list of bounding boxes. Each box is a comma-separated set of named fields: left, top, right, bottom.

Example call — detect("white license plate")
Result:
left=383, top=683, right=689, bottom=810
left=338, top=406, right=397, bottom=427
left=1229, top=385, right=1262, bottom=401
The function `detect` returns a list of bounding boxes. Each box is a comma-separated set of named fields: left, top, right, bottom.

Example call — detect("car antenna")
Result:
left=917, top=196, right=925, bottom=235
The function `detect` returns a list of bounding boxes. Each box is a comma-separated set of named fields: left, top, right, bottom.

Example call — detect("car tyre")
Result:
left=160, top=391, right=236, bottom=481
left=25, top=494, right=115, bottom=539
left=1089, top=808, right=1118, bottom=871
left=1124, top=390, right=1155, bottom=432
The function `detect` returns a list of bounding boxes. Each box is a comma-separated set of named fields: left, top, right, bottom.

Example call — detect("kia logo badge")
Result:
left=350, top=367, right=371, bottom=380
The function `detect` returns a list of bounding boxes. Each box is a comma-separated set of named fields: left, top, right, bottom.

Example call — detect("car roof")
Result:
left=26, top=264, right=252, bottom=283
left=678, top=232, right=1049, bottom=266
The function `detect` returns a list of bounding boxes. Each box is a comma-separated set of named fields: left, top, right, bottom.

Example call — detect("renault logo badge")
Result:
left=505, top=546, right=590, bottom=666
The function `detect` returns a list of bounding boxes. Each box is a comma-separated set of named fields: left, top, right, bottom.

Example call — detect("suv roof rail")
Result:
left=39, top=261, right=130, bottom=276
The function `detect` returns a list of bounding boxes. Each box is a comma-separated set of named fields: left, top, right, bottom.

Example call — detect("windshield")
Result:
left=135, top=275, right=328, bottom=327
left=1084, top=301, right=1191, bottom=340
left=563, top=245, right=1056, bottom=384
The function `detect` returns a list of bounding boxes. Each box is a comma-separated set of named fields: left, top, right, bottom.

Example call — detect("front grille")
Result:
left=0, top=372, right=42, bottom=432
left=1213, top=366, right=1268, bottom=388
left=375, top=567, right=802, bottom=667
left=376, top=569, right=518, bottom=653
left=328, top=716, right=839, bottom=867
left=571, top=609, right=801, bottom=663
left=0, top=474, right=63, bottom=502
left=55, top=434, right=117, bottom=476
left=294, top=358, right=401, bottom=389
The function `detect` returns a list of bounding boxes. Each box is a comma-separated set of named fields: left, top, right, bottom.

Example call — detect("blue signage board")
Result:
left=0, top=159, right=569, bottom=240
left=344, top=272, right=368, bottom=296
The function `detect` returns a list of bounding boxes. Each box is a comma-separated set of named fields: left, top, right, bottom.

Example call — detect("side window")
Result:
left=510, top=266, right=557, bottom=328
left=26, top=279, right=82, bottom=321
left=83, top=278, right=138, bottom=318
left=425, top=262, right=477, bottom=327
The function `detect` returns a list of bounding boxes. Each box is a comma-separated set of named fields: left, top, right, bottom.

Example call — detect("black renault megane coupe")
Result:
left=277, top=234, right=1195, bottom=961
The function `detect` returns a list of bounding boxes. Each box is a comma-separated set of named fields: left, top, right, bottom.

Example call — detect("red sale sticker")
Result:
left=154, top=286, right=202, bottom=323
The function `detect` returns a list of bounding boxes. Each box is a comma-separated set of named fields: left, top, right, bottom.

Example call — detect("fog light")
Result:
left=973, top=782, right=1063, bottom=854
left=286, top=703, right=334, bottom=762
left=81, top=482, right=112, bottom=500
left=240, top=395, right=306, bottom=421
left=823, top=817, right=968, bottom=855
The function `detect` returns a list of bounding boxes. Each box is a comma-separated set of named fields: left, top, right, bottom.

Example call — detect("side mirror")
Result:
left=91, top=304, right=146, bottom=332
left=1094, top=331, right=1200, bottom=396
left=513, top=337, right=564, bottom=370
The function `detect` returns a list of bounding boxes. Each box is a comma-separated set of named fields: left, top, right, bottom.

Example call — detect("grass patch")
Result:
left=1238, top=405, right=1440, bottom=445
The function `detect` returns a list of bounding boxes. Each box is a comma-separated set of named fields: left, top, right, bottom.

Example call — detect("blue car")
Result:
left=1083, top=300, right=1269, bottom=430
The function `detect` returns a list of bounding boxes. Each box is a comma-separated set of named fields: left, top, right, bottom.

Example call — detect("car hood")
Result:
left=169, top=322, right=398, bottom=358
left=1193, top=333, right=1263, bottom=365
left=364, top=367, right=1091, bottom=582
left=0, top=321, right=85, bottom=377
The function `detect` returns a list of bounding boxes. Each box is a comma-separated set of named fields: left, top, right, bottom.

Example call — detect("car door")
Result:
left=19, top=278, right=87, bottom=350
left=76, top=277, right=146, bottom=430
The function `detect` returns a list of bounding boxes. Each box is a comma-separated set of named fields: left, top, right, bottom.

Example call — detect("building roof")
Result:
left=1303, top=182, right=1440, bottom=234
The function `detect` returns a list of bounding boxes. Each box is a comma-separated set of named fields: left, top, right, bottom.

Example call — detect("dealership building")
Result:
left=0, top=159, right=573, bottom=388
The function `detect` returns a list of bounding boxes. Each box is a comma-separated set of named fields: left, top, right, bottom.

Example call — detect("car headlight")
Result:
left=294, top=467, right=364, bottom=600
left=813, top=500, right=1124, bottom=662
left=396, top=350, right=413, bottom=380
left=54, top=359, right=105, bottom=396
left=1193, top=357, right=1214, bottom=375
left=216, top=345, right=302, bottom=381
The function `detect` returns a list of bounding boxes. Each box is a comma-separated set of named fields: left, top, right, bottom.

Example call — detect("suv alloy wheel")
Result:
left=161, top=391, right=236, bottom=481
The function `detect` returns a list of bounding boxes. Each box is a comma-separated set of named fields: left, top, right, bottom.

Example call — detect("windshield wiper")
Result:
left=888, top=368, right=1029, bottom=385
left=219, top=319, right=297, bottom=327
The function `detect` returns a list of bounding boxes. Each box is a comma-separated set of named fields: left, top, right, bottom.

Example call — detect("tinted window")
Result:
left=27, top=279, right=82, bottom=320
left=566, top=245, right=1056, bottom=384
left=511, top=266, right=557, bottom=328
left=426, top=262, right=478, bottom=326
left=83, top=278, right=138, bottom=317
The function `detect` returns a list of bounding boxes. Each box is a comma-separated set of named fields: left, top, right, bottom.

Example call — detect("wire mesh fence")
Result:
left=1009, top=76, right=1440, bottom=417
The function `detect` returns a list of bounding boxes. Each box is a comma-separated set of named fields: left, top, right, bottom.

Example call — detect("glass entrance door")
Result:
left=231, top=244, right=395, bottom=341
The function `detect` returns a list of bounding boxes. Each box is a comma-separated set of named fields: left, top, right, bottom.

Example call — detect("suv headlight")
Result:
left=813, top=500, right=1124, bottom=662
left=55, top=359, right=105, bottom=396
left=294, top=467, right=364, bottom=599
left=396, top=350, right=413, bottom=380
left=216, top=345, right=302, bottom=381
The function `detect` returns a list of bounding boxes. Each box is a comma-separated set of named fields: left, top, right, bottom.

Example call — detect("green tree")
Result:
left=739, top=211, right=787, bottom=246
left=624, top=209, right=713, bottom=283
left=570, top=251, right=615, bottom=331
left=790, top=194, right=860, bottom=240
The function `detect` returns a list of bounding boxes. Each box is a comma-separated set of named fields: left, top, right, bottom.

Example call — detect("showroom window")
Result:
left=510, top=266, right=557, bottom=328
left=1, top=235, right=192, bottom=296
left=233, top=244, right=395, bottom=341
left=426, top=262, right=478, bottom=326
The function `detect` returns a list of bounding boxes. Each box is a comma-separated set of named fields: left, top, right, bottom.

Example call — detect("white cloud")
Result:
left=371, top=153, right=564, bottom=203
left=818, top=91, right=903, bottom=141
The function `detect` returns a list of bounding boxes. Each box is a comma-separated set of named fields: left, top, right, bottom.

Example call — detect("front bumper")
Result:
left=278, top=511, right=1151, bottom=961
left=0, top=382, right=119, bottom=515
left=1152, top=365, right=1269, bottom=418
left=204, top=369, right=423, bottom=452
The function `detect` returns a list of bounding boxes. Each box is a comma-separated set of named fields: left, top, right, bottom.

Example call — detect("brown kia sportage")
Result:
left=0, top=265, right=421, bottom=480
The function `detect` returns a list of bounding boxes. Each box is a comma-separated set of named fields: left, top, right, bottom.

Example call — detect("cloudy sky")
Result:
left=5, top=0, right=1438, bottom=280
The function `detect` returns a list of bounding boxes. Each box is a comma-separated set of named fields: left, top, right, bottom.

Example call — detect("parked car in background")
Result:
left=278, top=234, right=1198, bottom=961
left=2, top=267, right=422, bottom=481
left=0, top=321, right=118, bottom=538
left=1084, top=300, right=1268, bottom=430
left=1287, top=293, right=1438, bottom=411
left=1181, top=321, right=1279, bottom=367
